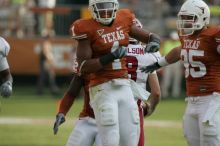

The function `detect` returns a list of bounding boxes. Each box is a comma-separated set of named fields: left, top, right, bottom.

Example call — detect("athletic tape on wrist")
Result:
left=158, top=57, right=169, bottom=67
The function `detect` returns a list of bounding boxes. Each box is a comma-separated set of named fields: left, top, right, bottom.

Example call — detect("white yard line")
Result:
left=0, top=117, right=181, bottom=128
left=144, top=120, right=181, bottom=128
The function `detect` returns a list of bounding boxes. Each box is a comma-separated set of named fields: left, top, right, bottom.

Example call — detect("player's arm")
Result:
left=0, top=37, right=12, bottom=98
left=76, top=39, right=126, bottom=75
left=165, top=46, right=182, bottom=63
left=0, top=67, right=13, bottom=98
left=53, top=74, right=84, bottom=135
left=129, top=24, right=160, bottom=53
left=76, top=39, right=102, bottom=75
left=143, top=73, right=161, bottom=117
left=141, top=46, right=182, bottom=73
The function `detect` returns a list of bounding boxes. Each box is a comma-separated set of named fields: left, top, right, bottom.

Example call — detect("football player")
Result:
left=53, top=19, right=161, bottom=146
left=71, top=0, right=161, bottom=146
left=126, top=18, right=161, bottom=146
left=0, top=37, right=13, bottom=98
left=141, top=0, right=220, bottom=146
left=53, top=74, right=103, bottom=146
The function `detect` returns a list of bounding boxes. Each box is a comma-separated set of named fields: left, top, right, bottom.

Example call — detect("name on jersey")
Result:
left=127, top=47, right=144, bottom=55
left=183, top=39, right=200, bottom=49
left=102, top=30, right=125, bottom=43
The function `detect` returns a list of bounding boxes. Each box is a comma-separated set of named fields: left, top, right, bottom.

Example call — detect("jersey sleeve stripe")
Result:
left=72, top=34, right=87, bottom=40
left=215, top=38, right=220, bottom=43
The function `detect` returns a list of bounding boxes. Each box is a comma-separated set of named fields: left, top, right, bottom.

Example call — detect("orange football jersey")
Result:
left=71, top=9, right=135, bottom=87
left=179, top=26, right=220, bottom=96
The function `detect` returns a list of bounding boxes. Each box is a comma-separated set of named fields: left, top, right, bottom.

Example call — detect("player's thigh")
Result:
left=91, top=90, right=119, bottom=146
left=118, top=86, right=140, bottom=146
left=66, top=118, right=97, bottom=146
left=200, top=94, right=220, bottom=146
left=95, top=133, right=103, bottom=146
left=183, top=103, right=200, bottom=146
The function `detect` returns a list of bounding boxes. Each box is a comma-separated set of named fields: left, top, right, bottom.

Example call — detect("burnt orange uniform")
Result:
left=180, top=26, right=220, bottom=96
left=71, top=9, right=135, bottom=87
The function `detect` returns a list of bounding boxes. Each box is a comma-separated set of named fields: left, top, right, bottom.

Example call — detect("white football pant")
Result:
left=183, top=93, right=220, bottom=146
left=89, top=79, right=140, bottom=146
left=66, top=117, right=102, bottom=146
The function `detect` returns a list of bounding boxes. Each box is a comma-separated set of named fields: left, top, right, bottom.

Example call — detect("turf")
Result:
left=0, top=85, right=187, bottom=146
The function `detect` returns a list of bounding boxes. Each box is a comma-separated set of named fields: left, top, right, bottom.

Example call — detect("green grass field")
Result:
left=0, top=85, right=187, bottom=146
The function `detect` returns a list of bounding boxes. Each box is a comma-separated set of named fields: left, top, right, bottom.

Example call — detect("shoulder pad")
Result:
left=117, top=9, right=135, bottom=27
left=70, top=20, right=88, bottom=40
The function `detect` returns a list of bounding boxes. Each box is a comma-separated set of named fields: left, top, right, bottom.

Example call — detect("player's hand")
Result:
left=0, top=81, right=12, bottom=98
left=53, top=113, right=65, bottom=135
left=112, top=46, right=127, bottom=59
left=143, top=102, right=153, bottom=117
left=145, top=42, right=160, bottom=53
left=145, top=34, right=160, bottom=53
left=140, top=62, right=161, bottom=73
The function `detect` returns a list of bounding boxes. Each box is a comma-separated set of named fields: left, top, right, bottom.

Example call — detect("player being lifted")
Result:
left=141, top=0, right=220, bottom=146
left=0, top=37, right=13, bottom=98
left=125, top=18, right=161, bottom=146
left=70, top=0, right=161, bottom=145
left=53, top=18, right=161, bottom=146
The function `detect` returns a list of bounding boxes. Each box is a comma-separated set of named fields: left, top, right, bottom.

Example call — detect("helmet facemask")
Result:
left=177, top=14, right=199, bottom=36
left=90, top=1, right=119, bottom=25
left=176, top=0, right=210, bottom=36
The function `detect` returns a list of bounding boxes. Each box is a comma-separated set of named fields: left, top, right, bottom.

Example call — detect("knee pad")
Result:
left=202, top=123, right=218, bottom=146
left=98, top=103, right=117, bottom=126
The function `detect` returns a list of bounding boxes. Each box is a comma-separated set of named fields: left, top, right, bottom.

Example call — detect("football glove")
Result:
left=112, top=46, right=127, bottom=59
left=0, top=81, right=12, bottom=98
left=145, top=42, right=160, bottom=53
left=145, top=34, right=160, bottom=53
left=143, top=102, right=153, bottom=117
left=53, top=113, right=65, bottom=135
left=140, top=62, right=161, bottom=73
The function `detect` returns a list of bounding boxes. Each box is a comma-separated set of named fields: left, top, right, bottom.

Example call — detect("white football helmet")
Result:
left=89, top=0, right=119, bottom=25
left=129, top=18, right=143, bottom=43
left=176, top=0, right=210, bottom=36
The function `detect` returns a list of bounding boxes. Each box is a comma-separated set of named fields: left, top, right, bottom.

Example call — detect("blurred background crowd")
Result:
left=1, top=0, right=220, bottom=98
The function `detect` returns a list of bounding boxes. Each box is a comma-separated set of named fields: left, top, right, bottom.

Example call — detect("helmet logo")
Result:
left=196, top=6, right=205, bottom=14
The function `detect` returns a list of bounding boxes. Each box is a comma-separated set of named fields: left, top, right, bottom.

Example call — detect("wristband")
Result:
left=158, top=57, right=169, bottom=67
